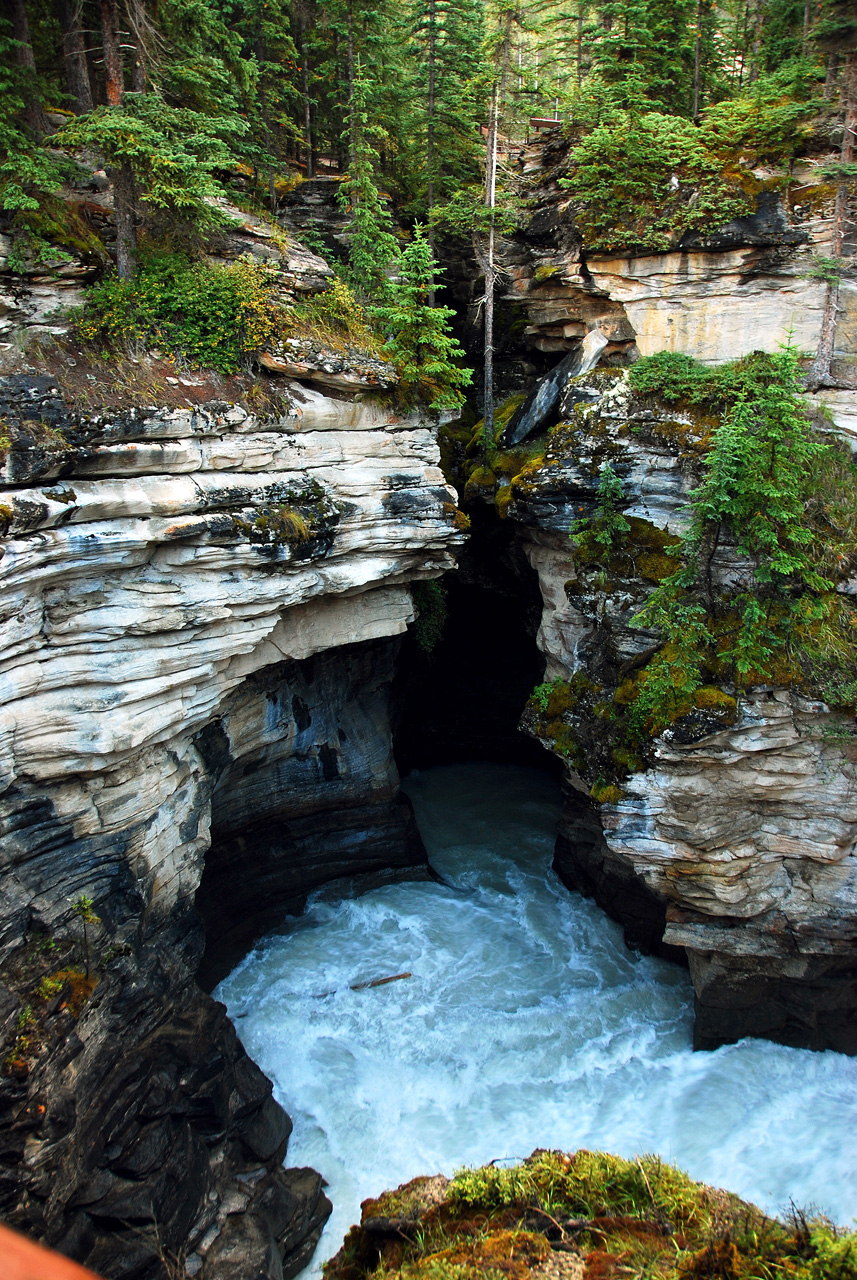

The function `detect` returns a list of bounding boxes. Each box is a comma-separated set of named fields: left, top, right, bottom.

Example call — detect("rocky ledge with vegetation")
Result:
left=446, top=347, right=857, bottom=1054
left=325, top=1150, right=857, bottom=1280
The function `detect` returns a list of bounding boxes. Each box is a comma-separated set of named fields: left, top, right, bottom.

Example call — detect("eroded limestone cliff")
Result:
left=459, top=367, right=857, bottom=1054
left=0, top=367, right=464, bottom=1277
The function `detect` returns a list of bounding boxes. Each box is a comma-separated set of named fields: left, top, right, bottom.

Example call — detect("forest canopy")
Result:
left=2, top=0, right=853, bottom=253
left=0, top=0, right=854, bottom=401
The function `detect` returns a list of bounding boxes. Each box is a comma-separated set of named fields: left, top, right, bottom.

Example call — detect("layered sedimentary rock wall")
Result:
left=452, top=129, right=857, bottom=441
left=0, top=369, right=463, bottom=1277
left=496, top=370, right=857, bottom=1054
left=505, top=130, right=852, bottom=360
left=439, top=126, right=857, bottom=1054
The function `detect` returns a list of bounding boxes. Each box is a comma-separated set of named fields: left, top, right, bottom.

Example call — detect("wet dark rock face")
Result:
left=197, top=640, right=430, bottom=990
left=0, top=637, right=430, bottom=1279
left=0, top=876, right=331, bottom=1280
left=394, top=508, right=557, bottom=774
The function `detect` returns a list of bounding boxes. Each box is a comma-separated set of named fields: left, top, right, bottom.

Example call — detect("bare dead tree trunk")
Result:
left=57, top=0, right=94, bottom=114
left=100, top=0, right=138, bottom=278
left=426, top=0, right=437, bottom=303
left=807, top=50, right=856, bottom=390
left=481, top=8, right=515, bottom=456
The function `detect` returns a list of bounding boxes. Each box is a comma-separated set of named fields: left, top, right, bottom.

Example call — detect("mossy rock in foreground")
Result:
left=325, top=1150, right=856, bottom=1280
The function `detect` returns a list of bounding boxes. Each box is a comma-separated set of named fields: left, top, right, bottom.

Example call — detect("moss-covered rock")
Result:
left=324, top=1150, right=856, bottom=1280
left=231, top=477, right=340, bottom=559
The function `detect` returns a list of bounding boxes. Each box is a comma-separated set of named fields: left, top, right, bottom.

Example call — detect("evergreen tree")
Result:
left=589, top=0, right=698, bottom=116
left=403, top=0, right=484, bottom=234
left=338, top=63, right=401, bottom=300
left=373, top=223, right=473, bottom=408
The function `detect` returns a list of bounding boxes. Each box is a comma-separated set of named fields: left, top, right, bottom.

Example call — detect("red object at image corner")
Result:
left=0, top=1223, right=104, bottom=1280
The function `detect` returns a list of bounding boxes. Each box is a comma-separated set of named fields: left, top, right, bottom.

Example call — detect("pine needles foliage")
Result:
left=625, top=347, right=857, bottom=732
left=371, top=224, right=472, bottom=409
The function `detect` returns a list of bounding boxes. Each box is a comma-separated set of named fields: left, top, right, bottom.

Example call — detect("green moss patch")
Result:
left=232, top=478, right=340, bottom=557
left=324, top=1151, right=856, bottom=1280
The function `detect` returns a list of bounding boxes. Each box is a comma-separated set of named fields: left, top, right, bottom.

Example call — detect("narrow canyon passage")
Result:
left=216, top=764, right=857, bottom=1273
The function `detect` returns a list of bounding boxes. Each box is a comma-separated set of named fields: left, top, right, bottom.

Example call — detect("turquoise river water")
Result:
left=216, top=762, right=857, bottom=1272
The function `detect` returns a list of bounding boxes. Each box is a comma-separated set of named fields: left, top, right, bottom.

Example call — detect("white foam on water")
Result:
left=216, top=762, right=857, bottom=1272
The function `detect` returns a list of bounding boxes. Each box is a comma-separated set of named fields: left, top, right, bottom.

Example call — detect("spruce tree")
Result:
left=405, top=0, right=484, bottom=236
left=373, top=223, right=473, bottom=408
left=338, top=63, right=401, bottom=300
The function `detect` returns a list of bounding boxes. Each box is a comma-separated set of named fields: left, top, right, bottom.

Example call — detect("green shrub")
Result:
left=296, top=277, right=378, bottom=351
left=412, top=579, right=448, bottom=655
left=571, top=460, right=630, bottom=554
left=628, top=346, right=857, bottom=730
left=560, top=65, right=822, bottom=254
left=77, top=254, right=285, bottom=374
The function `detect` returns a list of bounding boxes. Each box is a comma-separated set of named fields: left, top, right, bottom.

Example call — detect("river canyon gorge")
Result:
left=1, top=127, right=856, bottom=1280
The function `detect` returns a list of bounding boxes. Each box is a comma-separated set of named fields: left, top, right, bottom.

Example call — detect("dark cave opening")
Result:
left=394, top=504, right=561, bottom=775
left=194, top=508, right=561, bottom=993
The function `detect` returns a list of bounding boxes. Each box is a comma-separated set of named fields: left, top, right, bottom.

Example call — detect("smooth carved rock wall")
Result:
left=0, top=376, right=463, bottom=1277
left=507, top=372, right=857, bottom=1054
left=584, top=249, right=830, bottom=364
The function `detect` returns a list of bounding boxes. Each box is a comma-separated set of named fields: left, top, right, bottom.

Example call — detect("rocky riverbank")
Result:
left=0, top=348, right=464, bottom=1276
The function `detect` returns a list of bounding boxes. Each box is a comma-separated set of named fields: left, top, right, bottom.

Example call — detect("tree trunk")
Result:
left=126, top=0, right=147, bottom=92
left=825, top=51, right=841, bottom=100
left=99, top=0, right=124, bottom=105
left=346, top=0, right=356, bottom=170
left=112, top=162, right=138, bottom=280
left=426, top=0, right=436, bottom=304
left=576, top=2, right=583, bottom=86
left=57, top=0, right=94, bottom=114
left=300, top=27, right=314, bottom=178
left=746, top=0, right=765, bottom=85
left=256, top=34, right=277, bottom=214
left=99, top=0, right=138, bottom=278
left=806, top=50, right=856, bottom=390
left=9, top=0, right=50, bottom=135
left=692, top=0, right=702, bottom=120
left=482, top=9, right=515, bottom=455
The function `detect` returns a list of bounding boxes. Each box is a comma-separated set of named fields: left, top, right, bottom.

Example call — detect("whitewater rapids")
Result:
left=217, top=763, right=857, bottom=1271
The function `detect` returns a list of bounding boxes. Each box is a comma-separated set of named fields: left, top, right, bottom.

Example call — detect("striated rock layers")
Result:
left=499, top=371, right=857, bottom=1054
left=0, top=373, right=464, bottom=1277
left=449, top=129, right=857, bottom=436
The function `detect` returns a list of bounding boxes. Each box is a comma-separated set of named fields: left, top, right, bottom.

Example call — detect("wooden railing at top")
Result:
left=0, top=1223, right=105, bottom=1280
